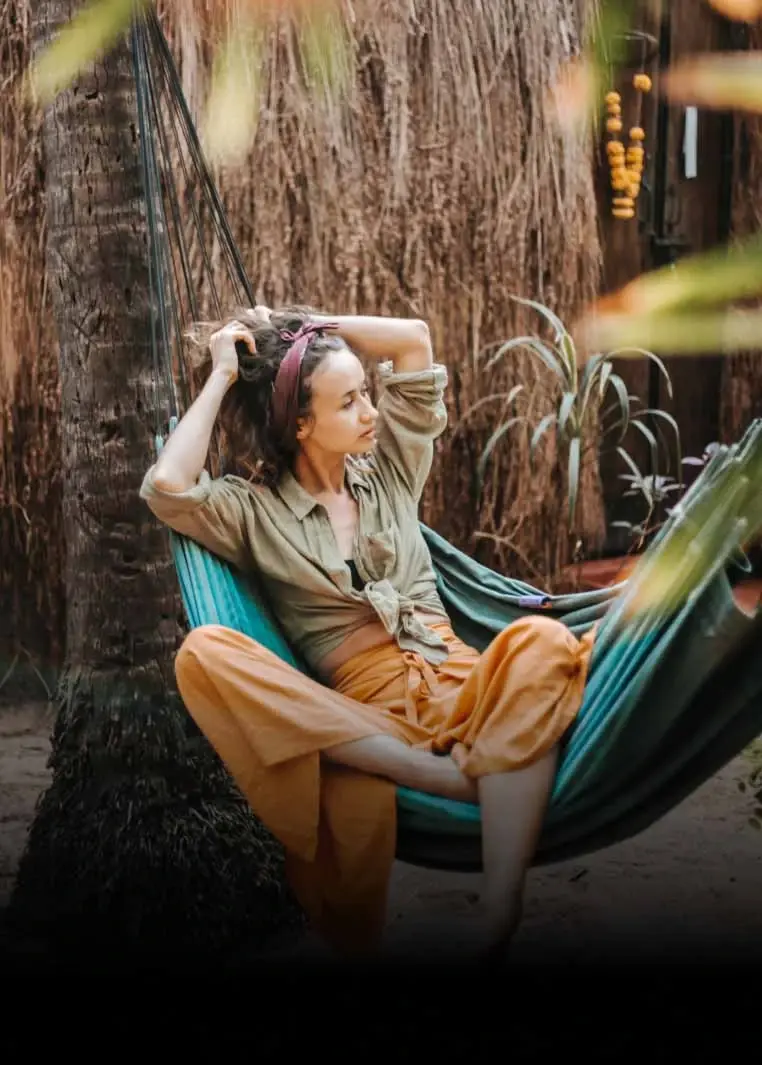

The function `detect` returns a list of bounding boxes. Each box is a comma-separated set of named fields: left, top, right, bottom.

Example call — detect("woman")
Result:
left=140, top=306, right=595, bottom=960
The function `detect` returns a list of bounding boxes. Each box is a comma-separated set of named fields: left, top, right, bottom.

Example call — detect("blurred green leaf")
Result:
left=29, top=0, right=145, bottom=103
left=549, top=0, right=648, bottom=133
left=201, top=22, right=264, bottom=166
left=666, top=52, right=762, bottom=113
left=588, top=0, right=644, bottom=75
left=584, top=306, right=762, bottom=356
left=615, top=426, right=762, bottom=622
left=299, top=3, right=352, bottom=96
left=590, top=232, right=762, bottom=323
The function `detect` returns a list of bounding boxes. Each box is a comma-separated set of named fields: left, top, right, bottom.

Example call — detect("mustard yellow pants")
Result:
left=174, top=617, right=595, bottom=953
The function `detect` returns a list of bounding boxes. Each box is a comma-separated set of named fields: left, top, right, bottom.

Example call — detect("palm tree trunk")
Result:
left=7, top=0, right=302, bottom=969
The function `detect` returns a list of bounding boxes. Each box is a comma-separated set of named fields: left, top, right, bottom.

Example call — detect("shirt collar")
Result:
left=278, top=469, right=318, bottom=520
left=278, top=460, right=371, bottom=521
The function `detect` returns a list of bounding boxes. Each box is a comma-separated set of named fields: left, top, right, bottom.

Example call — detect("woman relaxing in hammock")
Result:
left=140, top=307, right=595, bottom=961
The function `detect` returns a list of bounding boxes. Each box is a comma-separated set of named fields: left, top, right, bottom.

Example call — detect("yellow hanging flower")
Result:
left=611, top=170, right=630, bottom=191
left=604, top=84, right=647, bottom=216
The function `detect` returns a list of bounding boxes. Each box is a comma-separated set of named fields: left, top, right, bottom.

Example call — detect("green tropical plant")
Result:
left=610, top=441, right=722, bottom=551
left=477, top=297, right=680, bottom=535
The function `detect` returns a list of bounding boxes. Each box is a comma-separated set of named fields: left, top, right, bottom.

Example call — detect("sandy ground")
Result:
left=3, top=699, right=762, bottom=965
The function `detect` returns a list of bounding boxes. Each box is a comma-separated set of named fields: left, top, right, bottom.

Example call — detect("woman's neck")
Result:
left=292, top=448, right=347, bottom=496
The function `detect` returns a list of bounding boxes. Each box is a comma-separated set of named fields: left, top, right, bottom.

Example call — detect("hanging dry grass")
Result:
left=0, top=0, right=604, bottom=669
left=162, top=0, right=605, bottom=581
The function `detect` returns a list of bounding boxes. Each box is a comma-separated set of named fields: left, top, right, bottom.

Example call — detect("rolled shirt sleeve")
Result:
left=373, top=362, right=448, bottom=502
left=140, top=467, right=255, bottom=571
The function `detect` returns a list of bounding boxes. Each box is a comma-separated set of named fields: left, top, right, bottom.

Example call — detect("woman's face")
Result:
left=296, top=345, right=378, bottom=456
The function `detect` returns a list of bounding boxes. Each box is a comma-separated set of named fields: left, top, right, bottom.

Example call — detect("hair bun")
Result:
left=235, top=338, right=271, bottom=385
left=235, top=338, right=254, bottom=360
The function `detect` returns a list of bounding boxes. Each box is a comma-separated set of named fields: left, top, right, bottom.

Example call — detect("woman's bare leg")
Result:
left=323, top=735, right=478, bottom=803
left=475, top=744, right=560, bottom=955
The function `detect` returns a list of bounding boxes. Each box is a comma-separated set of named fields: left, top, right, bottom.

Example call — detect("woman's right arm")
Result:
left=152, top=366, right=234, bottom=492
left=141, top=321, right=258, bottom=571
left=152, top=320, right=243, bottom=491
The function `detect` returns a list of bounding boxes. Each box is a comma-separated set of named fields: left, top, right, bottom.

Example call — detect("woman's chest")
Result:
left=305, top=482, right=419, bottom=584
left=251, top=473, right=427, bottom=590
left=320, top=494, right=360, bottom=559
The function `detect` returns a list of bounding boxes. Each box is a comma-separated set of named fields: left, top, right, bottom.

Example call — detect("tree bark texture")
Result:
left=8, top=0, right=301, bottom=968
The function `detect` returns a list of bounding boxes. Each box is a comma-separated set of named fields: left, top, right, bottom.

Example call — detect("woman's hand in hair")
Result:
left=209, top=320, right=254, bottom=383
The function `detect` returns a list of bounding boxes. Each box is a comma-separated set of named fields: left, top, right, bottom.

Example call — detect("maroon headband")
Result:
left=270, top=320, right=338, bottom=446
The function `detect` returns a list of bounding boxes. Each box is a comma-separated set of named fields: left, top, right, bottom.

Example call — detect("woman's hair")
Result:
left=186, top=306, right=344, bottom=487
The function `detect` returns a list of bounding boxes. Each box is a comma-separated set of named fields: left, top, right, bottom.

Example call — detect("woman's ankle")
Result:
left=479, top=888, right=524, bottom=944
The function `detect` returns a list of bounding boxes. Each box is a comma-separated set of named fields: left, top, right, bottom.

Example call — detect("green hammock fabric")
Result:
left=136, top=9, right=762, bottom=873
left=165, top=484, right=762, bottom=872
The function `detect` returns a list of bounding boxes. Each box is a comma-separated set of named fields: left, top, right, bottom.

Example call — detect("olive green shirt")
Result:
left=140, top=362, right=453, bottom=670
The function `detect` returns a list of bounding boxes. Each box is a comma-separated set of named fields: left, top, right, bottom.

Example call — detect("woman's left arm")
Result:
left=310, top=314, right=434, bottom=373
left=248, top=305, right=432, bottom=372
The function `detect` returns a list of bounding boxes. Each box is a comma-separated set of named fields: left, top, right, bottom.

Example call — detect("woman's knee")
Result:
left=502, top=614, right=570, bottom=646
left=494, top=614, right=578, bottom=666
left=525, top=614, right=572, bottom=644
left=175, top=624, right=262, bottom=682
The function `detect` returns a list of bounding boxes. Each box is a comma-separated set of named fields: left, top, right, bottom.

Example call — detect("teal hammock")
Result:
left=134, top=9, right=762, bottom=873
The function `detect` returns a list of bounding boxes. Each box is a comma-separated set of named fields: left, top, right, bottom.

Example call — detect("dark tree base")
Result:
left=5, top=671, right=306, bottom=971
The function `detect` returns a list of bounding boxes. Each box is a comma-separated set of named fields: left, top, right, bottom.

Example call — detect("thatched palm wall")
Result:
left=0, top=0, right=604, bottom=668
